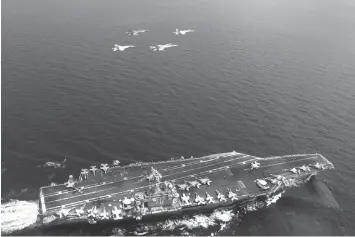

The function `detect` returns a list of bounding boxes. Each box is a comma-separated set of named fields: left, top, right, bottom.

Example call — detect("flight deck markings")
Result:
left=45, top=155, right=252, bottom=204
left=46, top=156, right=256, bottom=210
left=43, top=155, right=231, bottom=197
left=46, top=155, right=319, bottom=211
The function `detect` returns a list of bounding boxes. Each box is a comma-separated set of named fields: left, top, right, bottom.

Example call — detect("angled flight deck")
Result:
left=38, top=151, right=334, bottom=226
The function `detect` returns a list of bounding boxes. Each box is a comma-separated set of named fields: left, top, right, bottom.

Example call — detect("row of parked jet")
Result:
left=112, top=28, right=195, bottom=52
left=180, top=188, right=239, bottom=206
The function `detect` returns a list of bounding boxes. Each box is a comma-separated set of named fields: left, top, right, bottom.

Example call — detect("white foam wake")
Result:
left=111, top=193, right=286, bottom=236
left=159, top=209, right=236, bottom=233
left=111, top=209, right=238, bottom=236
left=266, top=191, right=285, bottom=207
left=1, top=200, right=39, bottom=234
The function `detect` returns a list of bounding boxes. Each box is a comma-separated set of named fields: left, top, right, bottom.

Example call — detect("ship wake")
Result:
left=1, top=200, right=39, bottom=235
left=266, top=191, right=285, bottom=207
left=111, top=209, right=240, bottom=236
left=160, top=209, right=236, bottom=230
left=111, top=193, right=288, bottom=236
left=243, top=191, right=286, bottom=212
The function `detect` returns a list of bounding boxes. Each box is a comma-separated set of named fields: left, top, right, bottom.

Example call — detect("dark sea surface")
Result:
left=2, top=0, right=355, bottom=235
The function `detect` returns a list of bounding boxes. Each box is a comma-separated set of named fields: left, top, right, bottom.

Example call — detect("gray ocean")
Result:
left=2, top=0, right=355, bottom=235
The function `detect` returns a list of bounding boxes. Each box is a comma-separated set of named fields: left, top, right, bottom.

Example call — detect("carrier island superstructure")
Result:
left=38, top=151, right=334, bottom=225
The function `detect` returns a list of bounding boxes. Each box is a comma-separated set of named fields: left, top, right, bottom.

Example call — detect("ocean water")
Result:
left=2, top=0, right=355, bottom=235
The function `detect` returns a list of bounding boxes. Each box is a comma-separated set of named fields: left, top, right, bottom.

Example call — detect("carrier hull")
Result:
left=37, top=151, right=334, bottom=226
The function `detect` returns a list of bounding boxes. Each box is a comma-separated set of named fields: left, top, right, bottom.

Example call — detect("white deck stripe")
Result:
left=42, top=155, right=231, bottom=190
left=262, top=153, right=319, bottom=160
left=46, top=155, right=251, bottom=204
left=51, top=163, right=254, bottom=211
left=47, top=156, right=256, bottom=210
left=258, top=156, right=317, bottom=169
left=44, top=155, right=230, bottom=197
left=44, top=154, right=240, bottom=198
left=47, top=155, right=319, bottom=211
left=41, top=153, right=234, bottom=189
left=122, top=152, right=240, bottom=167
left=162, top=155, right=249, bottom=179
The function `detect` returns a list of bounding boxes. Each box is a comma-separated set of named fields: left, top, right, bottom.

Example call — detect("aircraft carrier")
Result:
left=37, top=151, right=334, bottom=226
